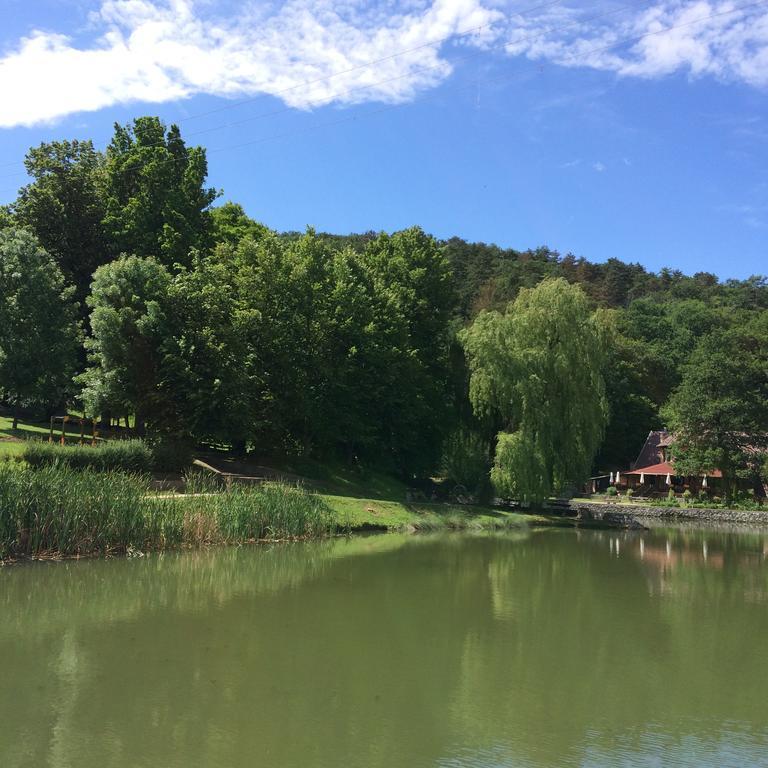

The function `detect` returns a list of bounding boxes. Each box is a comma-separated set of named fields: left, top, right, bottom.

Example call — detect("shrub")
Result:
left=440, top=428, right=491, bottom=493
left=682, top=489, right=692, bottom=503
left=24, top=440, right=153, bottom=473
left=667, top=488, right=676, bottom=502
left=626, top=488, right=634, bottom=499
left=606, top=486, right=618, bottom=497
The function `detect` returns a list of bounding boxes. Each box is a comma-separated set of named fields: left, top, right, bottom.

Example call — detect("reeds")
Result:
left=0, top=465, right=337, bottom=560
left=24, top=440, right=154, bottom=473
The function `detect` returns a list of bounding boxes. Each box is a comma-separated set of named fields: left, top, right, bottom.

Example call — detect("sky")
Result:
left=0, top=0, right=766, bottom=280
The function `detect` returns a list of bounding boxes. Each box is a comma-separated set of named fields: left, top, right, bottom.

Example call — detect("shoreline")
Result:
left=567, top=499, right=768, bottom=527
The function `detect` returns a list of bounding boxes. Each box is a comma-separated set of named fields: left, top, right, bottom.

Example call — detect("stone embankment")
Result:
left=568, top=500, right=768, bottom=526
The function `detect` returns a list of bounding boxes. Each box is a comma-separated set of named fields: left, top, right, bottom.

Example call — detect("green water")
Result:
left=2, top=527, right=768, bottom=767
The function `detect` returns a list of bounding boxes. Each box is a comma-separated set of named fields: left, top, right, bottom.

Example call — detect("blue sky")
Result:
left=0, top=0, right=766, bottom=279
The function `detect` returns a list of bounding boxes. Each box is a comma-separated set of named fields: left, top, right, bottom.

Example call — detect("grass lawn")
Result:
left=321, top=493, right=547, bottom=531
left=0, top=414, right=95, bottom=442
left=0, top=414, right=110, bottom=460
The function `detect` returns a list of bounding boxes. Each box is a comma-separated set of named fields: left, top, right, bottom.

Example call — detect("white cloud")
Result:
left=2, top=1, right=768, bottom=129
left=499, top=1, right=768, bottom=88
left=0, top=0, right=502, bottom=128
left=592, top=160, right=606, bottom=172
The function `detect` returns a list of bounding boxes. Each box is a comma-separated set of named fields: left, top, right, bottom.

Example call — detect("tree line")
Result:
left=1, top=115, right=766, bottom=498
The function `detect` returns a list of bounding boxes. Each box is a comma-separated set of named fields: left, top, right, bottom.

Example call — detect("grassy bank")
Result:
left=321, top=493, right=542, bottom=531
left=0, top=464, right=543, bottom=561
left=0, top=466, right=337, bottom=561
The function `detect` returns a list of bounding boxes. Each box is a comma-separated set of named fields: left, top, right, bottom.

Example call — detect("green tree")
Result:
left=103, top=117, right=218, bottom=267
left=80, top=255, right=172, bottom=432
left=211, top=202, right=269, bottom=248
left=461, top=278, right=608, bottom=503
left=362, top=227, right=455, bottom=475
left=0, top=206, right=14, bottom=230
left=0, top=229, right=80, bottom=427
left=156, top=253, right=259, bottom=444
left=662, top=322, right=768, bottom=500
left=13, top=140, right=107, bottom=305
left=594, top=310, right=660, bottom=469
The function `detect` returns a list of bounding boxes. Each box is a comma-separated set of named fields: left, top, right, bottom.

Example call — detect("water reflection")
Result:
left=1, top=529, right=767, bottom=768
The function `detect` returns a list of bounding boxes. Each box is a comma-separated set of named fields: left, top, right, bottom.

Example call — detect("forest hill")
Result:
left=1, top=116, right=767, bottom=501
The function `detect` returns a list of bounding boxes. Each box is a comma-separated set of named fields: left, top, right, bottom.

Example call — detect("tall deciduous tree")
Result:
left=80, top=255, right=171, bottom=432
left=0, top=229, right=80, bottom=427
left=361, top=228, right=455, bottom=474
left=13, top=140, right=108, bottom=305
left=461, top=278, right=608, bottom=503
left=103, top=117, right=218, bottom=267
left=662, top=321, right=768, bottom=499
left=211, top=202, right=269, bottom=248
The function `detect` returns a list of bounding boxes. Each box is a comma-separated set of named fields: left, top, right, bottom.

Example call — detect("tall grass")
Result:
left=24, top=440, right=154, bottom=473
left=0, top=465, right=337, bottom=560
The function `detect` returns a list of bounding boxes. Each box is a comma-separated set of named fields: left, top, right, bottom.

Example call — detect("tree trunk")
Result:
left=134, top=413, right=146, bottom=438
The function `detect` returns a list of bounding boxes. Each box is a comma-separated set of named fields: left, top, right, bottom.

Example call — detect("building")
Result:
left=617, top=430, right=724, bottom=496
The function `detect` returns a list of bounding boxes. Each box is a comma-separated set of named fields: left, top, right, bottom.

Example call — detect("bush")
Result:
left=625, top=488, right=634, bottom=499
left=24, top=439, right=153, bottom=473
left=150, top=438, right=194, bottom=473
left=667, top=488, right=676, bottom=502
left=682, top=489, right=692, bottom=503
left=606, top=486, right=618, bottom=497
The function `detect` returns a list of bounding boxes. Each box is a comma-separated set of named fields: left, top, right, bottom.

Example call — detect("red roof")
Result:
left=625, top=461, right=722, bottom=478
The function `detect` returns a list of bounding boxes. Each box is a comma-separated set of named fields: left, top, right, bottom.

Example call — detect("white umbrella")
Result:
left=665, top=473, right=672, bottom=486
left=609, top=472, right=614, bottom=484
left=702, top=475, right=708, bottom=489
left=640, top=472, right=645, bottom=484
left=615, top=471, right=621, bottom=484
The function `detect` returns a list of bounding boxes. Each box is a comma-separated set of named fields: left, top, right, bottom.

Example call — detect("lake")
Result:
left=2, top=526, right=768, bottom=767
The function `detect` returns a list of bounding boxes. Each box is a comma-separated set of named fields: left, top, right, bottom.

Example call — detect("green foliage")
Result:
left=0, top=229, right=80, bottom=421
left=626, top=488, right=634, bottom=498
left=103, top=117, right=218, bottom=267
left=0, top=206, right=14, bottom=230
left=461, top=278, right=609, bottom=503
left=24, top=439, right=153, bottom=473
left=80, top=255, right=171, bottom=425
left=0, top=464, right=150, bottom=557
left=211, top=202, right=269, bottom=247
left=13, top=140, right=108, bottom=304
left=440, top=428, right=491, bottom=492
left=662, top=321, right=768, bottom=500
left=606, top=486, right=618, bottom=497
left=594, top=309, right=660, bottom=469
left=148, top=438, right=194, bottom=473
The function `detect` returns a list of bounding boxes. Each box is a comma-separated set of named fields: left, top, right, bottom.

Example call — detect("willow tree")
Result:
left=460, top=278, right=608, bottom=503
